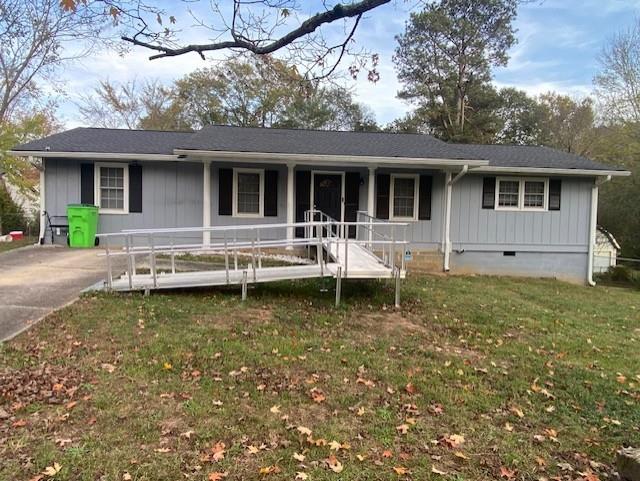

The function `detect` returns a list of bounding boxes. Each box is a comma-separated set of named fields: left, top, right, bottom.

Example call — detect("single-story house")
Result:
left=10, top=125, right=630, bottom=284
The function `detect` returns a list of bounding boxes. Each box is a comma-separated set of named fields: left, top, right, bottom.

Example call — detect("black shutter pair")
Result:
left=80, top=163, right=142, bottom=213
left=375, top=174, right=432, bottom=220
left=218, top=168, right=278, bottom=216
left=344, top=172, right=360, bottom=238
left=481, top=177, right=561, bottom=210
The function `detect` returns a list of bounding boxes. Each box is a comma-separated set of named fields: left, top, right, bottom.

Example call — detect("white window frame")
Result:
left=495, top=177, right=548, bottom=211
left=389, top=173, right=419, bottom=221
left=94, top=162, right=129, bottom=214
left=232, top=168, right=264, bottom=218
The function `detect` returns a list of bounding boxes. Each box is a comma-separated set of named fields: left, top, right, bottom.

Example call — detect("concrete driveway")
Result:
left=0, top=246, right=115, bottom=342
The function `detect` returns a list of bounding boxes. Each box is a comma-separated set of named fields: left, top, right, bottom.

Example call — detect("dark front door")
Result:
left=313, top=173, right=342, bottom=221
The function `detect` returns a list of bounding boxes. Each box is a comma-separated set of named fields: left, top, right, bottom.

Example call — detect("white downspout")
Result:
left=36, top=156, right=45, bottom=245
left=587, top=175, right=611, bottom=286
left=367, top=167, right=376, bottom=246
left=443, top=165, right=469, bottom=272
left=202, top=160, right=211, bottom=246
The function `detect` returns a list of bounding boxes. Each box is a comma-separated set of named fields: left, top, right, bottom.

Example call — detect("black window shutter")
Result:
left=482, top=177, right=496, bottom=209
left=418, top=175, right=433, bottom=220
left=80, top=163, right=94, bottom=205
left=549, top=179, right=562, bottom=210
left=264, top=170, right=278, bottom=217
left=129, top=164, right=142, bottom=213
left=345, top=172, right=360, bottom=238
left=376, top=174, right=390, bottom=219
left=218, top=168, right=233, bottom=216
left=295, top=170, right=311, bottom=237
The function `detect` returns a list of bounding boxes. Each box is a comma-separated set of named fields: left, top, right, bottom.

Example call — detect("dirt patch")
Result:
left=198, top=307, right=274, bottom=329
left=359, top=311, right=431, bottom=335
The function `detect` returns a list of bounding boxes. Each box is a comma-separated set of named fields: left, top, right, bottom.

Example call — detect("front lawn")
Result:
left=1, top=275, right=639, bottom=481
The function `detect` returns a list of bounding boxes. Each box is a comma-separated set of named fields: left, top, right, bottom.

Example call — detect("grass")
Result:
left=0, top=236, right=35, bottom=252
left=1, top=274, right=639, bottom=481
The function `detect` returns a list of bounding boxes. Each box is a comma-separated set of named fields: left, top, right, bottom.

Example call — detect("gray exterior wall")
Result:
left=447, top=174, right=593, bottom=283
left=44, top=158, right=204, bottom=245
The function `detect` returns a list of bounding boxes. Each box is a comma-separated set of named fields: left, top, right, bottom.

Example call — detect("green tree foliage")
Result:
left=81, top=56, right=376, bottom=132
left=0, top=112, right=59, bottom=200
left=394, top=0, right=517, bottom=142
left=494, top=87, right=549, bottom=145
left=536, top=93, right=596, bottom=155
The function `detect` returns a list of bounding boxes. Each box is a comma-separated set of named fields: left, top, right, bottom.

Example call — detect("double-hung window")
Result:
left=233, top=168, right=264, bottom=217
left=95, top=163, right=128, bottom=214
left=390, top=174, right=419, bottom=220
left=496, top=177, right=548, bottom=211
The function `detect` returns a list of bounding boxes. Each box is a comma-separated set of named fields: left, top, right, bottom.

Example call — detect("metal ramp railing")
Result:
left=97, top=211, right=409, bottom=306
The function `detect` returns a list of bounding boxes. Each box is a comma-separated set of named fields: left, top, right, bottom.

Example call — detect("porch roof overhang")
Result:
left=172, top=149, right=488, bottom=168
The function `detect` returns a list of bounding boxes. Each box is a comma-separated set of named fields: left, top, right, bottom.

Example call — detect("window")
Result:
left=495, top=177, right=548, bottom=211
left=95, top=163, right=128, bottom=213
left=390, top=174, right=418, bottom=220
left=233, top=168, right=264, bottom=217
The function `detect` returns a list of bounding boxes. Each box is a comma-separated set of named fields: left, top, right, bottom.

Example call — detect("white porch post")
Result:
left=443, top=171, right=453, bottom=272
left=367, top=167, right=375, bottom=246
left=36, top=156, right=45, bottom=244
left=202, top=160, right=211, bottom=246
left=286, top=162, right=295, bottom=249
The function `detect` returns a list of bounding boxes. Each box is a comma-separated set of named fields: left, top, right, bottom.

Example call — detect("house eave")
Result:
left=470, top=166, right=631, bottom=177
left=8, top=150, right=179, bottom=161
left=173, top=149, right=489, bottom=168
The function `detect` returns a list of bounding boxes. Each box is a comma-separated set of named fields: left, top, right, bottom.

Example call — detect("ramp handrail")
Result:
left=97, top=211, right=409, bottom=303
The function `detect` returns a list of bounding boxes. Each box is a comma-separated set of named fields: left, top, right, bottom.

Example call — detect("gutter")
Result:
left=443, top=165, right=469, bottom=272
left=8, top=151, right=179, bottom=161
left=470, top=165, right=630, bottom=177
left=587, top=175, right=612, bottom=286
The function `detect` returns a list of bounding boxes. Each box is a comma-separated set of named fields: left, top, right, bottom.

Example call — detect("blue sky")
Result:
left=57, top=0, right=640, bottom=127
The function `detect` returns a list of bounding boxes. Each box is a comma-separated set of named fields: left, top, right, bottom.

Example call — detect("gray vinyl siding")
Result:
left=44, top=158, right=203, bottom=245
left=373, top=169, right=445, bottom=249
left=210, top=163, right=288, bottom=241
left=450, top=175, right=592, bottom=252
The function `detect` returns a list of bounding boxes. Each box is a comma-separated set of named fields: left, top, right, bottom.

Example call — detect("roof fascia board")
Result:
left=471, top=165, right=631, bottom=177
left=8, top=151, right=179, bottom=161
left=173, top=149, right=489, bottom=167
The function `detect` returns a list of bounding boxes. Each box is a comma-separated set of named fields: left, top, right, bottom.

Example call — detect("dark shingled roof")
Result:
left=178, top=125, right=480, bottom=160
left=11, top=125, right=626, bottom=173
left=450, top=143, right=626, bottom=172
left=13, top=127, right=194, bottom=155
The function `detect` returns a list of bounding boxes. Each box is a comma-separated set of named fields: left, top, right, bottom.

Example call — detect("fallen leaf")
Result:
left=42, top=463, right=62, bottom=477
left=510, top=406, right=524, bottom=418
left=442, top=434, right=465, bottom=448
left=293, top=452, right=306, bottom=462
left=101, top=363, right=116, bottom=373
left=327, top=455, right=343, bottom=473
left=393, top=466, right=410, bottom=475
left=310, top=388, right=326, bottom=403
left=12, top=419, right=27, bottom=428
left=295, top=473, right=308, bottom=480
left=432, top=466, right=447, bottom=475
left=297, top=426, right=312, bottom=436
left=163, top=362, right=173, bottom=370
left=247, top=445, right=260, bottom=455
left=396, top=424, right=410, bottom=435
left=259, top=465, right=280, bottom=475
left=123, top=473, right=132, bottom=481
left=211, top=441, right=226, bottom=462
left=405, top=383, right=417, bottom=394
left=382, top=450, right=393, bottom=458
left=454, top=451, right=469, bottom=460
left=500, top=466, right=516, bottom=479
left=208, top=472, right=228, bottom=481
left=270, top=405, right=281, bottom=414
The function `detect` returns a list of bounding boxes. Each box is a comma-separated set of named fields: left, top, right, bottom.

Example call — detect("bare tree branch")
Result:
left=120, top=0, right=390, bottom=60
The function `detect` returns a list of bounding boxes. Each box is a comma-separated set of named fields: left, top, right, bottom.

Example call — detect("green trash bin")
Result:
left=67, top=204, right=99, bottom=248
